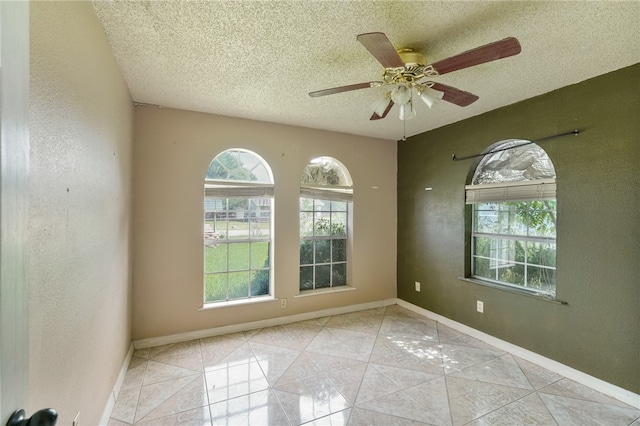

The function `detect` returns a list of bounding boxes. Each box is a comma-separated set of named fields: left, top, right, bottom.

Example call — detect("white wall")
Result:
left=133, top=107, right=397, bottom=340
left=29, top=2, right=134, bottom=424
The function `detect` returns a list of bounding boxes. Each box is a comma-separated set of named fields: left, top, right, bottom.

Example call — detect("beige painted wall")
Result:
left=29, top=2, right=134, bottom=424
left=133, top=107, right=397, bottom=339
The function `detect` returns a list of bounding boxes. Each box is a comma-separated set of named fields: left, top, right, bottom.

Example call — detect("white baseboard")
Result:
left=99, top=342, right=134, bottom=425
left=396, top=299, right=640, bottom=409
left=133, top=298, right=397, bottom=349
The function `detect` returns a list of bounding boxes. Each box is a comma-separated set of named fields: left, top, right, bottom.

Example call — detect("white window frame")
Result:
left=299, top=190, right=350, bottom=291
left=299, top=157, right=353, bottom=293
left=465, top=139, right=558, bottom=298
left=203, top=149, right=274, bottom=305
left=469, top=196, right=557, bottom=296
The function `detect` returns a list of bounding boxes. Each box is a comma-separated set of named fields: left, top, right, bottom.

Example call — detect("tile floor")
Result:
left=109, top=305, right=640, bottom=425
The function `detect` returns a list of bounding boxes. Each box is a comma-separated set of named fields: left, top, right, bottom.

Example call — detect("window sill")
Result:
left=200, top=295, right=276, bottom=310
left=457, top=276, right=568, bottom=305
left=295, top=285, right=357, bottom=298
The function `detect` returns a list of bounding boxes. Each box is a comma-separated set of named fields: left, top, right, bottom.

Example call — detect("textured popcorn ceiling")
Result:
left=93, top=1, right=640, bottom=141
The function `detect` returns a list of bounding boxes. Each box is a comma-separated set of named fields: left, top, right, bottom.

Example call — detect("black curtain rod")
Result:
left=452, top=130, right=580, bottom=161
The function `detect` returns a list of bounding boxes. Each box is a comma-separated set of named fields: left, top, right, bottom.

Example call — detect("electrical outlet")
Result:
left=477, top=300, right=484, bottom=313
left=280, top=298, right=287, bottom=308
left=415, top=281, right=420, bottom=292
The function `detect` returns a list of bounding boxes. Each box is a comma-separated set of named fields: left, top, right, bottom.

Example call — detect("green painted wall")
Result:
left=397, top=64, right=639, bottom=394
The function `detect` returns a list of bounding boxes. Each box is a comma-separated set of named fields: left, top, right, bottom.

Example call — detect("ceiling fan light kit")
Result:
left=309, top=32, right=521, bottom=123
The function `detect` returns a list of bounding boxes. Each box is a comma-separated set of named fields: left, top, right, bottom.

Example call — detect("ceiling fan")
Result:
left=309, top=32, right=521, bottom=121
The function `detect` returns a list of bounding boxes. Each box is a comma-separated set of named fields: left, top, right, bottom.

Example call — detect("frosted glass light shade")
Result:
left=420, top=86, right=444, bottom=109
left=370, top=96, right=390, bottom=116
left=390, top=84, right=411, bottom=105
left=398, top=100, right=416, bottom=120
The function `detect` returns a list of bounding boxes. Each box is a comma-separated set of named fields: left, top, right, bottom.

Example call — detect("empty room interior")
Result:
left=2, top=1, right=639, bottom=425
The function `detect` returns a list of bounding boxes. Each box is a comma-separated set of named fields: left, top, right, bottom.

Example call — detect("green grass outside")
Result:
left=204, top=241, right=270, bottom=302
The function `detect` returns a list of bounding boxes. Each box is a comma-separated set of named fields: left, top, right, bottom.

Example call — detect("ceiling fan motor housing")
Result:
left=397, top=48, right=426, bottom=67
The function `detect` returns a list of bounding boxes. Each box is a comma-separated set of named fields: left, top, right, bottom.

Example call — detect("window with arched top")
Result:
left=203, top=149, right=273, bottom=303
left=465, top=140, right=557, bottom=297
left=299, top=157, right=352, bottom=291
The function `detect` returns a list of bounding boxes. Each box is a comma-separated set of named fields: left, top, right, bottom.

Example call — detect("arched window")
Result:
left=466, top=140, right=557, bottom=296
left=203, top=149, right=273, bottom=303
left=299, top=157, right=352, bottom=291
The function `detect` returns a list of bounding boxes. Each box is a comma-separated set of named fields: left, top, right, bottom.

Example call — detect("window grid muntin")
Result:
left=300, top=197, right=348, bottom=290
left=471, top=200, right=556, bottom=296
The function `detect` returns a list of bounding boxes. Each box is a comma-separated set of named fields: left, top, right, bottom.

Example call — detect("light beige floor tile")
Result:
left=306, top=351, right=366, bottom=374
left=371, top=333, right=439, bottom=361
left=370, top=344, right=444, bottom=375
left=274, top=385, right=351, bottom=425
left=257, top=351, right=299, bottom=386
left=357, top=388, right=448, bottom=425
left=120, top=361, right=147, bottom=390
left=350, top=407, right=428, bottom=425
left=274, top=352, right=324, bottom=386
left=436, top=323, right=500, bottom=351
left=324, top=363, right=367, bottom=405
left=200, top=336, right=246, bottom=368
left=305, top=408, right=352, bottom=425
left=467, top=392, right=558, bottom=426
left=441, top=343, right=505, bottom=375
left=379, top=316, right=439, bottom=341
left=136, top=405, right=211, bottom=425
left=307, top=327, right=374, bottom=351
left=112, top=305, right=634, bottom=426
left=135, top=375, right=198, bottom=423
left=136, top=375, right=208, bottom=424
left=324, top=312, right=384, bottom=334
left=539, top=392, right=640, bottom=425
left=205, top=360, right=269, bottom=404
left=403, top=376, right=453, bottom=426
left=129, top=356, right=147, bottom=369
left=355, top=363, right=440, bottom=405
left=513, top=356, right=563, bottom=390
left=204, top=342, right=257, bottom=371
left=539, top=378, right=637, bottom=409
left=148, top=343, right=177, bottom=359
left=306, top=334, right=377, bottom=362
left=248, top=324, right=316, bottom=351
left=110, top=386, right=140, bottom=424
left=448, top=354, right=534, bottom=390
left=150, top=340, right=203, bottom=371
left=445, top=376, right=532, bottom=425
left=132, top=348, right=150, bottom=359
left=143, top=360, right=200, bottom=386
left=209, top=389, right=290, bottom=426
left=249, top=340, right=301, bottom=362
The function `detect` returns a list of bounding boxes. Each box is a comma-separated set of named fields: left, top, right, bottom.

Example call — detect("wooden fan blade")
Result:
left=370, top=100, right=394, bottom=120
left=309, top=82, right=380, bottom=98
left=430, top=37, right=521, bottom=75
left=430, top=83, right=479, bottom=107
left=357, top=32, right=405, bottom=69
